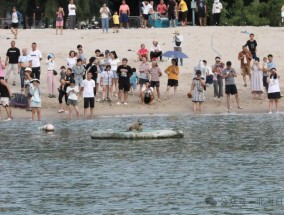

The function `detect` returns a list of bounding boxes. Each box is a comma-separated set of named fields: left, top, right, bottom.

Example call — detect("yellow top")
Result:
left=113, top=15, right=119, bottom=24
left=166, top=65, right=179, bottom=80
left=179, top=0, right=188, bottom=12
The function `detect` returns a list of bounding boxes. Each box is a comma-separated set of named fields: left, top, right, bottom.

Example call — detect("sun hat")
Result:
left=47, top=53, right=55, bottom=59
left=30, top=79, right=40, bottom=84
left=25, top=67, right=32, bottom=72
left=173, top=30, right=180, bottom=34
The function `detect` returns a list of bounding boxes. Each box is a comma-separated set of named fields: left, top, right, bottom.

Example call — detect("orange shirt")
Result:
left=166, top=65, right=179, bottom=80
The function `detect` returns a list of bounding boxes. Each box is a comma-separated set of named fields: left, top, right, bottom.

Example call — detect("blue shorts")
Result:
left=112, top=70, right=118, bottom=79
left=130, top=81, right=137, bottom=90
left=120, top=14, right=129, bottom=23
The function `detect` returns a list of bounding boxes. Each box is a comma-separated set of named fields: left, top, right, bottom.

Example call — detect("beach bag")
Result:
left=9, top=93, right=28, bottom=108
left=56, top=16, right=63, bottom=21
left=175, top=38, right=181, bottom=47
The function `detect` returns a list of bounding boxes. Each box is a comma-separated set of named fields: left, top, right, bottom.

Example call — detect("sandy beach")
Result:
left=0, top=26, right=283, bottom=120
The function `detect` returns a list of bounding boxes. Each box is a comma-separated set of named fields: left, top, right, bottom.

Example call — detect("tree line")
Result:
left=0, top=0, right=283, bottom=26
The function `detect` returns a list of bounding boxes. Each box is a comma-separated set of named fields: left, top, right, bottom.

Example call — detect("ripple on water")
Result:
left=0, top=114, right=283, bottom=214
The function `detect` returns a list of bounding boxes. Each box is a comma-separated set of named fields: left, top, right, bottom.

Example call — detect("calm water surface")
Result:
left=0, top=114, right=284, bottom=214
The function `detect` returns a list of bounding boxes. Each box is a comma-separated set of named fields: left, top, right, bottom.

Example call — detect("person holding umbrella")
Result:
left=173, top=30, right=184, bottom=66
left=164, top=58, right=179, bottom=100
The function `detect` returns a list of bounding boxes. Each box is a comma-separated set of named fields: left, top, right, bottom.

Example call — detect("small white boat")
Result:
left=91, top=129, right=184, bottom=140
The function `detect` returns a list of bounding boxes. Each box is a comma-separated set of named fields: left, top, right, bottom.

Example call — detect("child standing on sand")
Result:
left=149, top=61, right=162, bottom=101
left=66, top=79, right=80, bottom=119
left=29, top=79, right=41, bottom=121
left=113, top=11, right=119, bottom=33
left=130, top=68, right=138, bottom=95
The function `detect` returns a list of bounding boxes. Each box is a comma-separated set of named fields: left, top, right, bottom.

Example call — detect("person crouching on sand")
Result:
left=164, top=58, right=179, bottom=100
left=141, top=81, right=154, bottom=105
left=29, top=79, right=41, bottom=121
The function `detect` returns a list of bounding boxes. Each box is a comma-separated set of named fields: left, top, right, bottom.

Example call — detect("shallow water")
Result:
left=0, top=114, right=284, bottom=214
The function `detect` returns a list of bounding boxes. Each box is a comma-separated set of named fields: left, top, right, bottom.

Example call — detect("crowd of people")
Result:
left=8, top=0, right=227, bottom=38
left=0, top=1, right=282, bottom=121
left=0, top=28, right=281, bottom=121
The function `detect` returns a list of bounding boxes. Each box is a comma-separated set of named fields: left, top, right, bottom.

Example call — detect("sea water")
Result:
left=0, top=114, right=284, bottom=214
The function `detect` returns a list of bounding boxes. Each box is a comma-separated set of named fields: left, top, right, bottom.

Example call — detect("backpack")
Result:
left=175, top=37, right=181, bottom=47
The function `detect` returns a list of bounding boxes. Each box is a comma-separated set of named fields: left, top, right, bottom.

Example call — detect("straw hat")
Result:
left=30, top=79, right=40, bottom=84
left=173, top=30, right=180, bottom=34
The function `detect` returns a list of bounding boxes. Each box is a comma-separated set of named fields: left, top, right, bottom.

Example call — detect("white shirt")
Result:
left=101, top=70, right=114, bottom=85
left=68, top=4, right=76, bottom=16
left=142, top=2, right=152, bottom=15
left=100, top=7, right=110, bottom=18
left=46, top=59, right=55, bottom=70
left=150, top=44, right=161, bottom=52
left=82, top=79, right=96, bottom=98
left=12, top=12, right=18, bottom=23
left=108, top=58, right=120, bottom=71
left=67, top=57, right=77, bottom=69
left=268, top=77, right=281, bottom=94
left=19, top=55, right=32, bottom=63
left=212, top=1, right=223, bottom=14
left=142, top=86, right=154, bottom=94
left=29, top=50, right=42, bottom=68
left=66, top=86, right=79, bottom=100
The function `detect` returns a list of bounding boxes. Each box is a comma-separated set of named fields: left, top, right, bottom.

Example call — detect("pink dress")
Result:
left=56, top=12, right=64, bottom=27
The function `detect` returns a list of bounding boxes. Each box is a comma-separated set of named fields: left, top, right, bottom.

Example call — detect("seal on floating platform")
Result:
left=127, top=120, right=143, bottom=132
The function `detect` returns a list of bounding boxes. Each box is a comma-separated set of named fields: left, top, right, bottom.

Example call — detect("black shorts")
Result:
left=225, top=84, right=238, bottom=95
left=143, top=14, right=149, bottom=20
left=119, top=80, right=130, bottom=92
left=168, top=11, right=175, bottom=20
left=198, top=11, right=206, bottom=18
left=84, top=97, right=95, bottom=108
left=150, top=81, right=160, bottom=88
left=268, top=92, right=281, bottom=100
left=139, top=78, right=149, bottom=85
left=11, top=22, right=19, bottom=28
left=167, top=79, right=178, bottom=87
left=180, top=11, right=188, bottom=20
